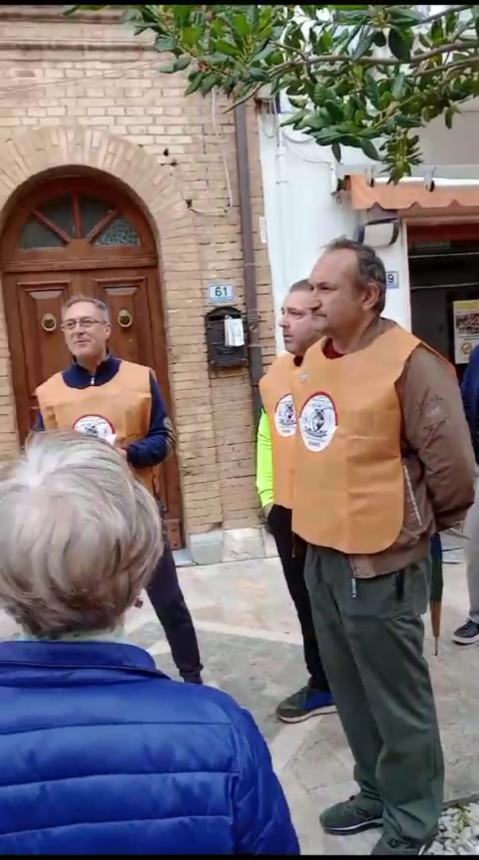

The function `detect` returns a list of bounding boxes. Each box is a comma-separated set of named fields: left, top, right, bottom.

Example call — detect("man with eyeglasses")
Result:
left=34, top=295, right=204, bottom=685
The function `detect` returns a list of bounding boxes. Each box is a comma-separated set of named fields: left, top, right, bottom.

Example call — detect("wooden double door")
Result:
left=1, top=177, right=184, bottom=548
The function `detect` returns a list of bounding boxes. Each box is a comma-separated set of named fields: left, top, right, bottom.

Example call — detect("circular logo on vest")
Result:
left=274, top=394, right=296, bottom=438
left=73, top=414, right=116, bottom=444
left=299, top=393, right=337, bottom=452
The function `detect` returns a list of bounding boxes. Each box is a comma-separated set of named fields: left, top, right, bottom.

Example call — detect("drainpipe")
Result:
left=234, top=102, right=264, bottom=424
left=275, top=115, right=292, bottom=332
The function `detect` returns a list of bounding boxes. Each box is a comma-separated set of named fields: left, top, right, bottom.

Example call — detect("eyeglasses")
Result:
left=62, top=317, right=107, bottom=332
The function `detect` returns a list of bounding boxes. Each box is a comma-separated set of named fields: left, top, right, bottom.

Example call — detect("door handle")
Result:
left=41, top=312, right=57, bottom=333
left=118, top=308, right=133, bottom=329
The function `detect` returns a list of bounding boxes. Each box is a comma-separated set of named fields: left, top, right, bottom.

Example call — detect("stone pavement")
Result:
left=1, top=537, right=478, bottom=855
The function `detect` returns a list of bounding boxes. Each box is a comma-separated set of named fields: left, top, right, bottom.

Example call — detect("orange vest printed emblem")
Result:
left=291, top=325, right=423, bottom=554
left=259, top=352, right=299, bottom=509
left=35, top=360, right=155, bottom=494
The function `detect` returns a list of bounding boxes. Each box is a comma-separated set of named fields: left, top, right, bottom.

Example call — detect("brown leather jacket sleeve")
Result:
left=398, top=346, right=476, bottom=531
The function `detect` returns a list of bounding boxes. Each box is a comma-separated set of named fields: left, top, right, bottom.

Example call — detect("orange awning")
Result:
left=348, top=175, right=479, bottom=211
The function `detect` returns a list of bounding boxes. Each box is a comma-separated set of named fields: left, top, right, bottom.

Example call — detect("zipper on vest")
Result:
left=351, top=576, right=357, bottom=599
left=90, top=376, right=95, bottom=386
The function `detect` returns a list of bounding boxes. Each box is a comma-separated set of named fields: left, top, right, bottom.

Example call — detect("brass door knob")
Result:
left=118, top=308, right=133, bottom=329
left=41, top=312, right=57, bottom=333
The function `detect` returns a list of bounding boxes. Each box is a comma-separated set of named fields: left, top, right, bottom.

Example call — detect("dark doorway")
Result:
left=409, top=224, right=479, bottom=383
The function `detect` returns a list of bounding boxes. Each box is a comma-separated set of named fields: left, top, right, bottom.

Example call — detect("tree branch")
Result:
left=416, top=5, right=471, bottom=26
left=223, top=80, right=265, bottom=111
left=273, top=39, right=479, bottom=73
left=415, top=57, right=479, bottom=78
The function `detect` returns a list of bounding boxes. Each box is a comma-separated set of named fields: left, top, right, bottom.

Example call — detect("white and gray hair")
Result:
left=62, top=295, right=111, bottom=324
left=0, top=431, right=162, bottom=638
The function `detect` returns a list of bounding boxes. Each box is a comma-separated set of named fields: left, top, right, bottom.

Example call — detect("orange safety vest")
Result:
left=35, top=360, right=155, bottom=494
left=291, top=325, right=423, bottom=554
left=259, top=352, right=298, bottom=509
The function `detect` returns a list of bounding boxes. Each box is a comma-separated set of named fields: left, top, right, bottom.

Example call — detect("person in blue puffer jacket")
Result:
left=0, top=430, right=299, bottom=856
left=452, top=345, right=479, bottom=645
left=461, top=344, right=479, bottom=463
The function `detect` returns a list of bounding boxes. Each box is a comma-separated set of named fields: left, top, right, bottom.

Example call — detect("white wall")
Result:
left=258, top=119, right=413, bottom=348
left=380, top=224, right=412, bottom=331
left=258, top=122, right=359, bottom=352
left=258, top=106, right=479, bottom=352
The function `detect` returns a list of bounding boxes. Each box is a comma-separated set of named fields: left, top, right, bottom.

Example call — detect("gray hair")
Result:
left=325, top=237, right=387, bottom=314
left=62, top=295, right=111, bottom=324
left=289, top=278, right=313, bottom=294
left=0, top=431, right=162, bottom=638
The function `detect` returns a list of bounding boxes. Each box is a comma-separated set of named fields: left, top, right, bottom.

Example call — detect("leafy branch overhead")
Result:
left=66, top=4, right=479, bottom=181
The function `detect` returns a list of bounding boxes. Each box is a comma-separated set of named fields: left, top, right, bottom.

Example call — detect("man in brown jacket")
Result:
left=291, top=238, right=475, bottom=856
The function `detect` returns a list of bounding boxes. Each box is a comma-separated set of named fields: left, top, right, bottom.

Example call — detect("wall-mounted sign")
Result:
left=453, top=299, right=479, bottom=364
left=208, top=283, right=236, bottom=304
left=386, top=271, right=399, bottom=290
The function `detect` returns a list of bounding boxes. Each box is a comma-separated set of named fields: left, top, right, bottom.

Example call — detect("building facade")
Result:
left=0, top=5, right=279, bottom=563
left=259, top=92, right=479, bottom=380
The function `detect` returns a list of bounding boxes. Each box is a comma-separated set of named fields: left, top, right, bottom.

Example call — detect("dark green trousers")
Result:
left=304, top=546, right=444, bottom=843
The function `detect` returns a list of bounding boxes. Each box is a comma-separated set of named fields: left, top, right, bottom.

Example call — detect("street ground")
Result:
left=0, top=535, right=477, bottom=854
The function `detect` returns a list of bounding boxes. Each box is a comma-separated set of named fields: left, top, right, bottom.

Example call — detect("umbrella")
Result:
left=430, top=533, right=443, bottom=656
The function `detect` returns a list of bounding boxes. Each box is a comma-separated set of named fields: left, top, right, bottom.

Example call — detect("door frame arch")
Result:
left=0, top=125, right=224, bottom=543
left=1, top=172, right=185, bottom=547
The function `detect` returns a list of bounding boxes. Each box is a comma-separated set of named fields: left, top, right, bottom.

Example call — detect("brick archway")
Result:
left=0, top=125, right=222, bottom=539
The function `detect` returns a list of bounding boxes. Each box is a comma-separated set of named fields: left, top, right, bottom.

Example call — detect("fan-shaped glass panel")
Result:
left=40, top=195, right=76, bottom=237
left=19, top=218, right=64, bottom=249
left=95, top=217, right=140, bottom=246
left=80, top=197, right=111, bottom=237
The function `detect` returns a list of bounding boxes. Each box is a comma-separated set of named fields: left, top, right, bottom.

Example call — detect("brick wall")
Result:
left=0, top=5, right=276, bottom=537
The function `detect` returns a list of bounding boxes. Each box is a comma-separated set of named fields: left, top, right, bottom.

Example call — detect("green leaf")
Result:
left=215, top=39, right=239, bottom=57
left=431, top=19, right=444, bottom=45
left=200, top=73, right=217, bottom=96
left=181, top=26, right=203, bottom=49
left=340, top=134, right=363, bottom=147
left=388, top=28, right=411, bottom=62
left=395, top=116, right=422, bottom=129
left=332, top=141, right=342, bottom=162
left=159, top=61, right=177, bottom=73
left=373, top=31, right=387, bottom=48
left=325, top=100, right=344, bottom=123
left=233, top=13, right=251, bottom=38
left=353, top=31, right=375, bottom=59
left=123, top=7, right=141, bottom=24
left=360, top=139, right=380, bottom=161
left=392, top=73, right=405, bottom=99
left=173, top=5, right=194, bottom=26
left=281, top=110, right=307, bottom=127
left=173, top=55, right=191, bottom=72
left=249, top=68, right=270, bottom=82
left=184, top=72, right=202, bottom=96
left=252, top=43, right=276, bottom=62
left=154, top=35, right=177, bottom=52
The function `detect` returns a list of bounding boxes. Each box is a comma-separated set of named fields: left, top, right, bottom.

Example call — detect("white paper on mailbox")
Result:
left=224, top=316, right=245, bottom=347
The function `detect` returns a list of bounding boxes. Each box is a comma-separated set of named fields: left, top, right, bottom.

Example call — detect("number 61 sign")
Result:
left=208, top=283, right=236, bottom=304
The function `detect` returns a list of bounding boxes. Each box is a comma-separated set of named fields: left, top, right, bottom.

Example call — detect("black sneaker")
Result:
left=276, top=683, right=336, bottom=723
left=453, top=618, right=479, bottom=645
left=320, top=794, right=383, bottom=835
left=371, top=834, right=433, bottom=855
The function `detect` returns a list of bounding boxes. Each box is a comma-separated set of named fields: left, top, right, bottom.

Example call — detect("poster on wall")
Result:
left=453, top=299, right=479, bottom=364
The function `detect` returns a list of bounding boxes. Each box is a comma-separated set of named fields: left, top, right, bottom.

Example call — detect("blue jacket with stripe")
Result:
left=0, top=640, right=299, bottom=855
